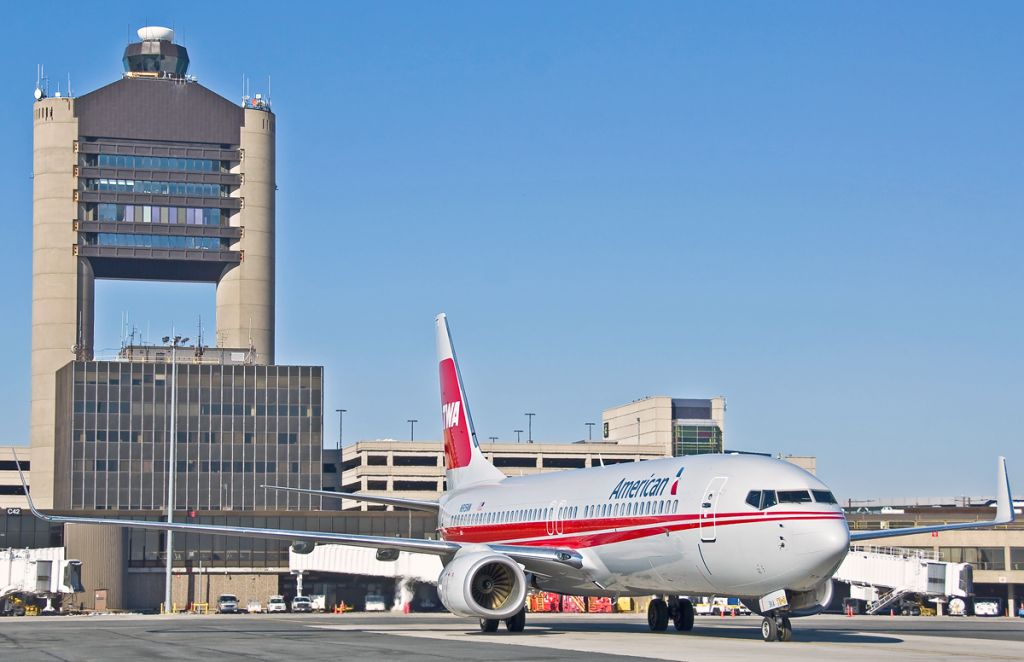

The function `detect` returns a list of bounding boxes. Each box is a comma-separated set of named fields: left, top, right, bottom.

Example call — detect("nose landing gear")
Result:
left=761, top=614, right=792, bottom=642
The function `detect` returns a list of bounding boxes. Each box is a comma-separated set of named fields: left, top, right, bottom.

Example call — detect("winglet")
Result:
left=995, top=456, right=1014, bottom=524
left=11, top=449, right=52, bottom=522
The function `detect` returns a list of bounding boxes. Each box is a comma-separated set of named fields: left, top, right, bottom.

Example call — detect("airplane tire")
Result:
left=505, top=607, right=526, bottom=633
left=778, top=616, right=792, bottom=642
left=648, top=599, right=669, bottom=632
left=673, top=599, right=695, bottom=631
left=761, top=616, right=778, bottom=642
left=480, top=618, right=499, bottom=632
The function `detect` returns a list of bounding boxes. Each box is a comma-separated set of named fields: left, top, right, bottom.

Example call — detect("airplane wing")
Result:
left=12, top=453, right=581, bottom=570
left=262, top=484, right=439, bottom=512
left=849, top=456, right=1015, bottom=542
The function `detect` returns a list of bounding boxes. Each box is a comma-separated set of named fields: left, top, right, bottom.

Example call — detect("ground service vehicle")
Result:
left=267, top=595, right=287, bottom=613
left=364, top=594, right=387, bottom=612
left=291, top=596, right=313, bottom=613
left=216, top=594, right=239, bottom=614
left=246, top=600, right=263, bottom=614
left=13, top=314, right=1015, bottom=642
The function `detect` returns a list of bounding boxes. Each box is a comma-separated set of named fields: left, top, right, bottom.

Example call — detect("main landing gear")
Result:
left=761, top=614, right=792, bottom=642
left=647, top=598, right=694, bottom=633
left=479, top=607, right=526, bottom=633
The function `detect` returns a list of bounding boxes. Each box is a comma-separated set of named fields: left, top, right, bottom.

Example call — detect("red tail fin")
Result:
left=436, top=314, right=504, bottom=490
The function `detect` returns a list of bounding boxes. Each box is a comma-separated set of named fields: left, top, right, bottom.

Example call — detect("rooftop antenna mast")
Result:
left=196, top=315, right=205, bottom=357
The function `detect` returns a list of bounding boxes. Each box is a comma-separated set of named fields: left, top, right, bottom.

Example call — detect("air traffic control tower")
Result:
left=32, top=27, right=276, bottom=508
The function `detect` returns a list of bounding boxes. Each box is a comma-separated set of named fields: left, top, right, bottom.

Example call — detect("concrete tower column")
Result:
left=31, top=96, right=90, bottom=509
left=217, top=107, right=275, bottom=364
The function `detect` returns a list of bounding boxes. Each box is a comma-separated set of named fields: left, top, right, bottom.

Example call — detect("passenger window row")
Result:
left=442, top=498, right=683, bottom=529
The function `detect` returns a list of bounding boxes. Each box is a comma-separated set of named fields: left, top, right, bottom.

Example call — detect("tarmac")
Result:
left=1, top=612, right=1023, bottom=661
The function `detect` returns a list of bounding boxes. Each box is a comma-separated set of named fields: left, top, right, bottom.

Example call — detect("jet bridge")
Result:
left=1, top=547, right=84, bottom=615
left=833, top=545, right=972, bottom=614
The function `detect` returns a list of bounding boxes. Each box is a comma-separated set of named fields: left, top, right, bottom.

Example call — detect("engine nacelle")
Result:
left=437, top=551, right=526, bottom=620
left=786, top=580, right=834, bottom=617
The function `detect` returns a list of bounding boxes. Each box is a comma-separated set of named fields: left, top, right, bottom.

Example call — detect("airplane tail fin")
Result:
left=436, top=313, right=504, bottom=491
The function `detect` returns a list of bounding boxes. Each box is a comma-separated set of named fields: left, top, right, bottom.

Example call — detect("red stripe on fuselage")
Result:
left=440, top=512, right=845, bottom=550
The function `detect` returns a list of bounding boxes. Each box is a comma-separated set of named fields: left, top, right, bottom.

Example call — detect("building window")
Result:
left=84, top=178, right=228, bottom=197
left=91, top=153, right=225, bottom=173
left=938, top=547, right=1005, bottom=570
left=393, top=480, right=439, bottom=491
left=393, top=455, right=438, bottom=467
left=493, top=457, right=535, bottom=468
left=542, top=457, right=585, bottom=469
left=91, top=203, right=223, bottom=225
left=86, top=233, right=229, bottom=251
left=1011, top=548, right=1024, bottom=571
left=672, top=424, right=722, bottom=456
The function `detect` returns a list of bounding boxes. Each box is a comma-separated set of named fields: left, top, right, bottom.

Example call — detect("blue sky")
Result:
left=0, top=2, right=1020, bottom=498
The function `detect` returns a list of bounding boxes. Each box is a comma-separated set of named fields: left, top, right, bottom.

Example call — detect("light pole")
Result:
left=336, top=409, right=346, bottom=449
left=408, top=419, right=418, bottom=441
left=162, top=333, right=188, bottom=615
left=586, top=422, right=595, bottom=441
left=514, top=429, right=523, bottom=443
left=525, top=413, right=535, bottom=443
left=488, top=436, right=498, bottom=443
left=636, top=417, right=641, bottom=444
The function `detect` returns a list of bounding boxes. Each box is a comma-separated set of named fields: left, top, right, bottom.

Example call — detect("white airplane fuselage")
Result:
left=437, top=453, right=850, bottom=599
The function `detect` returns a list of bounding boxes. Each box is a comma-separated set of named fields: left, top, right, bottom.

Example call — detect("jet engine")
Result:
left=437, top=550, right=526, bottom=620
left=787, top=579, right=834, bottom=616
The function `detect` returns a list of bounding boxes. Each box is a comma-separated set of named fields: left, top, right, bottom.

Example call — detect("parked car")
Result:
left=216, top=594, right=239, bottom=614
left=246, top=599, right=263, bottom=614
left=291, top=595, right=313, bottom=613
left=267, top=595, right=287, bottom=613
left=364, top=594, right=387, bottom=612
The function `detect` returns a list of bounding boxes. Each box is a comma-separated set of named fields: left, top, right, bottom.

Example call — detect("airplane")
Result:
left=15, top=313, right=1015, bottom=642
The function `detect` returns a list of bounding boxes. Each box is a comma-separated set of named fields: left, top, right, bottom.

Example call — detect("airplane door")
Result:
left=545, top=500, right=565, bottom=537
left=699, top=477, right=728, bottom=542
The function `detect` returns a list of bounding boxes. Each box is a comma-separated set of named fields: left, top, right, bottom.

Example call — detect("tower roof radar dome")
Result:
left=124, top=26, right=189, bottom=76
left=138, top=26, right=175, bottom=42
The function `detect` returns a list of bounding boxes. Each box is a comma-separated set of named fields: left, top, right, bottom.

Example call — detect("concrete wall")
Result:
left=64, top=523, right=127, bottom=610
left=217, top=108, right=275, bottom=364
left=125, top=571, right=280, bottom=612
left=32, top=97, right=91, bottom=509
left=601, top=397, right=674, bottom=450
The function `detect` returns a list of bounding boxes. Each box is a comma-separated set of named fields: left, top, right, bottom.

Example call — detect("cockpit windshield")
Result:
left=744, top=490, right=778, bottom=510
left=811, top=489, right=837, bottom=504
left=745, top=488, right=836, bottom=508
left=777, top=490, right=812, bottom=504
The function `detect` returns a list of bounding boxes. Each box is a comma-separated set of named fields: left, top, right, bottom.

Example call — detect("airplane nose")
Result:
left=794, top=518, right=850, bottom=567
left=825, top=518, right=851, bottom=560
